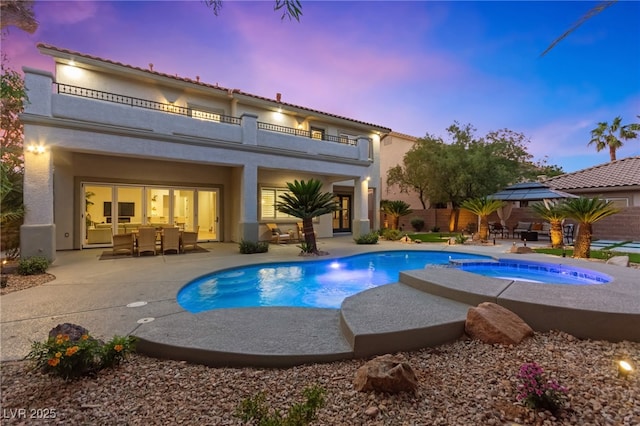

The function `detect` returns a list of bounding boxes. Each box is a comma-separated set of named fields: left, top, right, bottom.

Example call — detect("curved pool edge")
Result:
left=132, top=252, right=640, bottom=368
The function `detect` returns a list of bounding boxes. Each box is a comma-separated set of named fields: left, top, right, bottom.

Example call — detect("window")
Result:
left=261, top=187, right=294, bottom=220
left=192, top=109, right=222, bottom=122
left=311, top=127, right=325, bottom=140
left=339, top=132, right=357, bottom=145
left=606, top=198, right=629, bottom=208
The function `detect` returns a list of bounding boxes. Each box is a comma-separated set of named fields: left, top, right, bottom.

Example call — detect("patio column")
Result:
left=352, top=176, right=370, bottom=237
left=238, top=165, right=258, bottom=242
left=21, top=146, right=56, bottom=262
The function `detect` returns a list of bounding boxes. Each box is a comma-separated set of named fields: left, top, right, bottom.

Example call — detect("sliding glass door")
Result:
left=82, top=183, right=220, bottom=248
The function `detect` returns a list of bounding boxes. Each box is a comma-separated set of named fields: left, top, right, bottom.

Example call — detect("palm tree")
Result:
left=560, top=197, right=619, bottom=258
left=460, top=197, right=504, bottom=241
left=530, top=202, right=566, bottom=249
left=381, top=200, right=412, bottom=231
left=276, top=179, right=338, bottom=255
left=588, top=116, right=640, bottom=162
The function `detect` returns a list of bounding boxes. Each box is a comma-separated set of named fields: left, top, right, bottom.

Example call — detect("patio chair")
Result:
left=512, top=222, right=532, bottom=239
left=266, top=223, right=292, bottom=244
left=181, top=226, right=199, bottom=253
left=488, top=222, right=506, bottom=239
left=112, top=233, right=134, bottom=256
left=161, top=227, right=180, bottom=255
left=137, top=226, right=157, bottom=256
left=563, top=223, right=575, bottom=245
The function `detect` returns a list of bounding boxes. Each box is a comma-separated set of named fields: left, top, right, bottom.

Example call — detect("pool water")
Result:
left=454, top=260, right=612, bottom=285
left=177, top=251, right=612, bottom=313
left=177, top=251, right=489, bottom=312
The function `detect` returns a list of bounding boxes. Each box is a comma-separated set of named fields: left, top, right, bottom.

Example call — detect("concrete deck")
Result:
left=1, top=237, right=638, bottom=367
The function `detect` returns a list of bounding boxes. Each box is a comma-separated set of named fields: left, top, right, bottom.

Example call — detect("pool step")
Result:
left=339, top=283, right=472, bottom=358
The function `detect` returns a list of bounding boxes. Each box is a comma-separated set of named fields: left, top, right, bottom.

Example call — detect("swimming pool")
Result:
left=177, top=251, right=490, bottom=312
left=177, top=251, right=612, bottom=312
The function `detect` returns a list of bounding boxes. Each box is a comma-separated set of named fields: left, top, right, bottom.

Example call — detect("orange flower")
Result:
left=65, top=346, right=79, bottom=356
left=63, top=335, right=70, bottom=341
left=81, top=334, right=89, bottom=340
left=55, top=352, right=62, bottom=358
left=48, top=358, right=60, bottom=367
left=55, top=338, right=64, bottom=345
left=56, top=334, right=63, bottom=340
left=114, top=344, right=124, bottom=352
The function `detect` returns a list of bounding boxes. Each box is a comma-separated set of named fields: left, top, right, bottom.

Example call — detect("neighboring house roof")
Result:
left=36, top=43, right=392, bottom=133
left=388, top=131, right=418, bottom=141
left=491, top=181, right=577, bottom=201
left=543, top=156, right=640, bottom=190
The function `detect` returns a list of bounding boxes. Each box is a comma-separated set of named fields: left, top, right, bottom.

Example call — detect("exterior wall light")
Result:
left=26, top=144, right=46, bottom=154
left=618, top=360, right=633, bottom=379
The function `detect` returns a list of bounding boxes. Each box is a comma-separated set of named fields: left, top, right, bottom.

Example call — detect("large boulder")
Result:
left=354, top=354, right=418, bottom=393
left=465, top=302, right=533, bottom=345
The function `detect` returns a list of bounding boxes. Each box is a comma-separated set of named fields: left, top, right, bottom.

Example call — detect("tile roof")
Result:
left=491, top=181, right=577, bottom=201
left=36, top=43, right=391, bottom=133
left=543, top=156, right=640, bottom=190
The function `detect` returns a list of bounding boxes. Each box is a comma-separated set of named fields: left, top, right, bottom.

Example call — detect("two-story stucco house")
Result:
left=20, top=44, right=390, bottom=261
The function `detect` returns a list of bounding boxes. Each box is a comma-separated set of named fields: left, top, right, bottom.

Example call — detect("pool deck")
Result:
left=1, top=237, right=638, bottom=366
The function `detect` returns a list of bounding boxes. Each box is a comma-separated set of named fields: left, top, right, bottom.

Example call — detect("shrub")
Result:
left=382, top=228, right=402, bottom=241
left=235, top=384, right=326, bottom=426
left=354, top=232, right=379, bottom=245
left=297, top=241, right=314, bottom=253
left=17, top=256, right=50, bottom=275
left=26, top=333, right=135, bottom=380
left=239, top=240, right=269, bottom=254
left=430, top=226, right=440, bottom=232
left=410, top=217, right=425, bottom=232
left=516, top=362, right=567, bottom=413
left=455, top=234, right=468, bottom=244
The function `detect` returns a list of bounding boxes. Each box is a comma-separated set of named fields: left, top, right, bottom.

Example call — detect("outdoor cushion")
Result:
left=272, top=228, right=283, bottom=235
left=531, top=223, right=543, bottom=231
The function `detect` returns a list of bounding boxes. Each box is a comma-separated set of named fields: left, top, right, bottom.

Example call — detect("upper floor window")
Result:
left=339, top=132, right=358, bottom=145
left=311, top=127, right=325, bottom=140
left=191, top=106, right=224, bottom=123
left=261, top=187, right=294, bottom=220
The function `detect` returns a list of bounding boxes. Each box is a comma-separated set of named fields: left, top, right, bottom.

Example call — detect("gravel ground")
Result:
left=2, top=272, right=639, bottom=425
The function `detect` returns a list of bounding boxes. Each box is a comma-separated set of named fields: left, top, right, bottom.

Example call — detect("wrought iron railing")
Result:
left=54, top=83, right=370, bottom=148
left=54, top=83, right=241, bottom=125
left=257, top=122, right=360, bottom=146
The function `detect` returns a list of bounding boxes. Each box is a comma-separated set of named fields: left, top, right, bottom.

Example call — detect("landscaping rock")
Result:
left=354, top=354, right=418, bottom=393
left=465, top=302, right=534, bottom=345
left=48, top=323, right=91, bottom=341
left=606, top=256, right=629, bottom=267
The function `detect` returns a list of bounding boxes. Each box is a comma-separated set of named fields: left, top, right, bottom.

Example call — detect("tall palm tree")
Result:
left=381, top=200, right=412, bottom=231
left=588, top=116, right=640, bottom=162
left=560, top=197, right=619, bottom=258
left=460, top=197, right=504, bottom=241
left=530, top=202, right=566, bottom=249
left=276, top=179, right=338, bottom=255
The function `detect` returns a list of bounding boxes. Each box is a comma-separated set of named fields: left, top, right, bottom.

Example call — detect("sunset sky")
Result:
left=3, top=0, right=639, bottom=172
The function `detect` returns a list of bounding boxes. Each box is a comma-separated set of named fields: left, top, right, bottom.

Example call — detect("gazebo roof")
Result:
left=491, top=181, right=578, bottom=201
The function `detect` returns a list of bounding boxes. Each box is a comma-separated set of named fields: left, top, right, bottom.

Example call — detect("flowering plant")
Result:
left=516, top=362, right=568, bottom=412
left=26, top=332, right=135, bottom=380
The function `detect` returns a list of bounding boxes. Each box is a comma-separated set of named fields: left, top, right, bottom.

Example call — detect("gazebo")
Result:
left=490, top=181, right=577, bottom=226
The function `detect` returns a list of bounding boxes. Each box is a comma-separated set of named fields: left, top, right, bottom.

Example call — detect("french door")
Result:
left=332, top=195, right=352, bottom=233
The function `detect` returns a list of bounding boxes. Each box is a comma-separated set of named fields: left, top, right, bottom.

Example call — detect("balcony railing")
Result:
left=54, top=83, right=241, bottom=125
left=54, top=83, right=368, bottom=146
left=257, top=122, right=359, bottom=146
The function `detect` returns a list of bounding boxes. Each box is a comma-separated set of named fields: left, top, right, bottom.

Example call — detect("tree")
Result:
left=276, top=179, right=338, bottom=255
left=460, top=197, right=504, bottom=241
left=203, top=0, right=302, bottom=21
left=530, top=202, right=566, bottom=248
left=0, top=59, right=27, bottom=258
left=381, top=200, right=412, bottom=230
left=386, top=122, right=558, bottom=232
left=588, top=116, right=640, bottom=162
left=560, top=197, right=619, bottom=258
left=541, top=1, right=617, bottom=57
left=0, top=0, right=38, bottom=33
